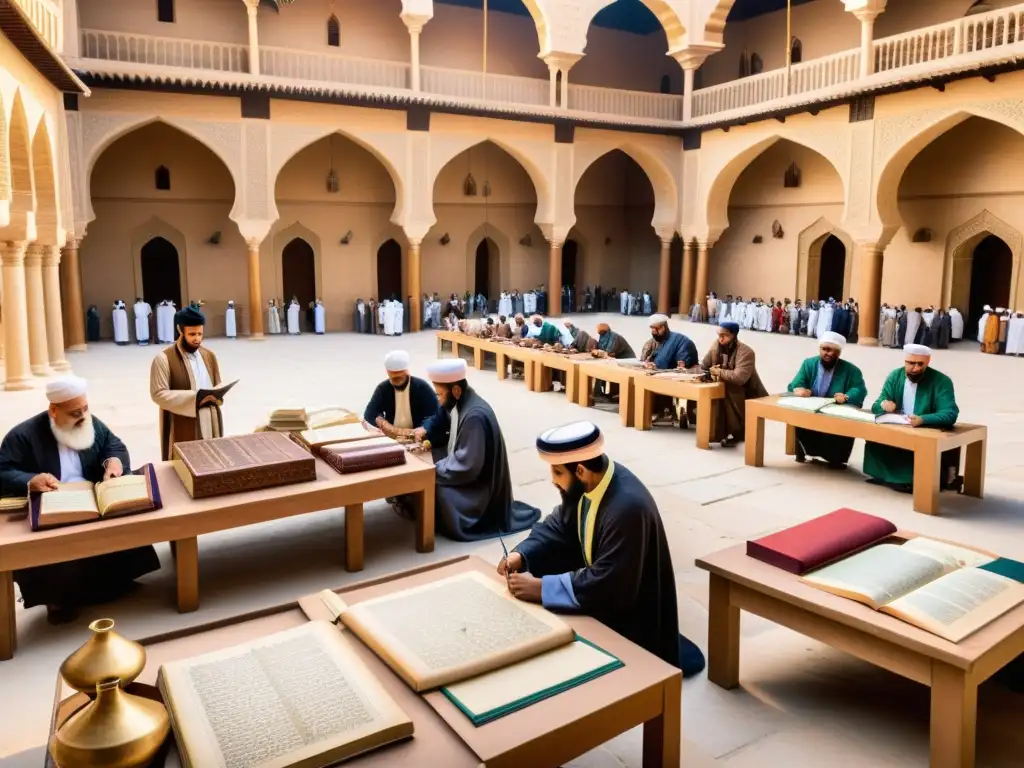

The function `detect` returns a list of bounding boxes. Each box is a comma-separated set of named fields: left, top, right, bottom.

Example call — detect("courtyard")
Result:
left=0, top=313, right=1021, bottom=766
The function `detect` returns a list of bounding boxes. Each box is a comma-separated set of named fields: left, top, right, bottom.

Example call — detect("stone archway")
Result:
left=141, top=237, right=182, bottom=308
left=944, top=210, right=1022, bottom=314
left=130, top=218, right=190, bottom=306
left=797, top=217, right=854, bottom=302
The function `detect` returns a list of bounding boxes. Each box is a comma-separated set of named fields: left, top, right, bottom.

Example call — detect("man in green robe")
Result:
left=527, top=315, right=562, bottom=345
left=787, top=331, right=867, bottom=467
left=864, top=343, right=962, bottom=492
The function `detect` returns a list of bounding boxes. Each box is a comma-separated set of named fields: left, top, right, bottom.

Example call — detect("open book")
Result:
left=801, top=538, right=1024, bottom=642
left=30, top=464, right=161, bottom=531
left=297, top=423, right=383, bottom=451
left=158, top=621, right=413, bottom=768
left=777, top=396, right=911, bottom=425
left=196, top=379, right=238, bottom=408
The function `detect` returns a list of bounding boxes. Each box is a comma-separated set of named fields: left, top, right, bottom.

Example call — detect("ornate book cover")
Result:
left=172, top=432, right=316, bottom=499
left=320, top=445, right=407, bottom=475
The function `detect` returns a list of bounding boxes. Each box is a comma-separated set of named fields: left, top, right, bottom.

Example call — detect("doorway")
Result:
left=817, top=235, right=846, bottom=300
left=562, top=239, right=579, bottom=312
left=474, top=238, right=498, bottom=301
left=669, top=236, right=682, bottom=313
left=141, top=237, right=181, bottom=308
left=967, top=234, right=1012, bottom=335
left=282, top=238, right=316, bottom=312
left=377, top=239, right=403, bottom=301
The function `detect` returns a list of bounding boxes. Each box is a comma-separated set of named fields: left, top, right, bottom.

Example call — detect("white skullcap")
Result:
left=649, top=313, right=669, bottom=326
left=984, top=304, right=992, bottom=311
left=46, top=375, right=88, bottom=404
left=427, top=358, right=468, bottom=384
left=996, top=307, right=1006, bottom=313
left=819, top=331, right=846, bottom=350
left=904, top=343, right=932, bottom=358
left=384, top=350, right=410, bottom=372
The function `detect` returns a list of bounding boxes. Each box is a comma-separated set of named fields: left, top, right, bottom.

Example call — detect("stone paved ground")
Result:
left=1, top=314, right=1022, bottom=767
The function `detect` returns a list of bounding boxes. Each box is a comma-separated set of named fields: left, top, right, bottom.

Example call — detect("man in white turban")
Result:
left=0, top=376, right=159, bottom=624
left=864, top=344, right=962, bottom=492
left=364, top=350, right=443, bottom=437
left=787, top=330, right=867, bottom=467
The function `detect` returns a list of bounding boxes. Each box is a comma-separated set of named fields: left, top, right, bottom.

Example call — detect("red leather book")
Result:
left=320, top=444, right=407, bottom=475
left=746, top=508, right=897, bottom=574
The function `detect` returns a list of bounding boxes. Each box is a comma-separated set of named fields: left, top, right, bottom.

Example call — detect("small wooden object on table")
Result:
left=697, top=539, right=1024, bottom=768
left=744, top=395, right=986, bottom=515
left=488, top=341, right=539, bottom=391
left=577, top=360, right=638, bottom=428
left=632, top=374, right=725, bottom=450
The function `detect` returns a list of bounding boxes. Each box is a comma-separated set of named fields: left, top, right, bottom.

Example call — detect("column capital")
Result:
left=407, top=239, right=423, bottom=249
left=671, top=44, right=722, bottom=72
left=41, top=244, right=61, bottom=268
left=400, top=12, right=431, bottom=34
left=1, top=240, right=27, bottom=266
left=541, top=52, right=583, bottom=73
left=242, top=0, right=259, bottom=11
left=844, top=0, right=887, bottom=21
left=24, top=243, right=45, bottom=267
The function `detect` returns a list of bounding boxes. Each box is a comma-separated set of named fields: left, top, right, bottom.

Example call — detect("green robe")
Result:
left=536, top=322, right=560, bottom=345
left=787, top=357, right=867, bottom=464
left=863, top=367, right=959, bottom=486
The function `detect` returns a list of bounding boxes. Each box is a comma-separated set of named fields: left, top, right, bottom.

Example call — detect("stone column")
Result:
left=857, top=244, right=884, bottom=344
left=24, top=244, right=51, bottom=376
left=409, top=28, right=422, bottom=91
left=62, top=238, right=87, bottom=351
left=682, top=68, right=696, bottom=121
left=657, top=239, right=672, bottom=315
left=547, top=63, right=558, bottom=107
left=246, top=239, right=265, bottom=339
left=1, top=242, right=34, bottom=390
left=693, top=242, right=710, bottom=315
left=409, top=241, right=422, bottom=332
left=680, top=241, right=695, bottom=319
left=559, top=68, right=570, bottom=111
left=244, top=0, right=261, bottom=76
left=548, top=241, right=562, bottom=312
left=854, top=9, right=880, bottom=78
left=41, top=245, right=70, bottom=371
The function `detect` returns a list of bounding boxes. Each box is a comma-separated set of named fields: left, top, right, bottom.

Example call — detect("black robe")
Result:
left=433, top=388, right=540, bottom=541
left=0, top=413, right=160, bottom=608
left=514, top=463, right=681, bottom=669
left=86, top=307, right=101, bottom=342
left=363, top=377, right=445, bottom=444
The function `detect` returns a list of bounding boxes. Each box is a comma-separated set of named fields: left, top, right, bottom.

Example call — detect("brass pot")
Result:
left=50, top=678, right=169, bottom=768
left=60, top=619, right=146, bottom=695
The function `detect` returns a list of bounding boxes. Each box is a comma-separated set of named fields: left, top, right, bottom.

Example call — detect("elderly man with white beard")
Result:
left=0, top=376, right=160, bottom=624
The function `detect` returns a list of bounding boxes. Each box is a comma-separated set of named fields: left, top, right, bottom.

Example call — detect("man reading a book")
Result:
left=642, top=314, right=700, bottom=428
left=422, top=358, right=541, bottom=541
left=499, top=422, right=705, bottom=677
left=0, top=377, right=160, bottom=624
left=364, top=350, right=441, bottom=436
left=864, top=344, right=963, bottom=493
left=787, top=330, right=867, bottom=467
left=150, top=306, right=226, bottom=461
left=699, top=322, right=769, bottom=447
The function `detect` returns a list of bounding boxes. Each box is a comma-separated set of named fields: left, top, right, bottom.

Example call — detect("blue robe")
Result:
left=653, top=331, right=698, bottom=370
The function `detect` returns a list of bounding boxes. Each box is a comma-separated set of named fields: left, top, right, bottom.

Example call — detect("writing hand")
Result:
left=643, top=362, right=655, bottom=370
left=881, top=400, right=897, bottom=413
left=497, top=552, right=523, bottom=576
left=28, top=473, right=60, bottom=493
left=103, top=458, right=124, bottom=480
left=792, top=388, right=812, bottom=397
left=834, top=393, right=848, bottom=404
left=507, top=572, right=542, bottom=603
left=908, top=415, right=924, bottom=427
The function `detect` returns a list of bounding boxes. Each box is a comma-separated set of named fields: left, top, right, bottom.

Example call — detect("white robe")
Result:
left=394, top=302, right=404, bottom=335
left=807, top=307, right=819, bottom=336
left=977, top=312, right=989, bottom=343
left=225, top=306, right=237, bottom=338
left=1007, top=315, right=1024, bottom=354
left=112, top=307, right=129, bottom=343
left=383, top=301, right=398, bottom=336
left=905, top=311, right=922, bottom=345
left=620, top=291, right=628, bottom=314
left=378, top=302, right=387, bottom=332
left=133, top=302, right=151, bottom=342
left=949, top=309, right=964, bottom=340
left=314, top=304, right=325, bottom=334
left=287, top=302, right=300, bottom=334
left=156, top=303, right=175, bottom=343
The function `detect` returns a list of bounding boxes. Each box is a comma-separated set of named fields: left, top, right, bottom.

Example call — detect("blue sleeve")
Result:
left=541, top=573, right=581, bottom=611
left=363, top=382, right=387, bottom=423
left=682, top=339, right=698, bottom=368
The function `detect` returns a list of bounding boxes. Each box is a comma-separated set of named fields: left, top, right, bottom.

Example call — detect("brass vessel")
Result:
left=50, top=678, right=169, bottom=768
left=60, top=619, right=146, bottom=695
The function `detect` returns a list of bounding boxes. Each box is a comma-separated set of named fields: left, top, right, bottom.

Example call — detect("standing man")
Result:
left=864, top=344, right=962, bottom=493
left=787, top=331, right=867, bottom=467
left=149, top=306, right=226, bottom=461
left=287, top=297, right=301, bottom=335
left=314, top=298, right=326, bottom=335
left=133, top=298, right=152, bottom=346
left=112, top=300, right=129, bottom=345
left=0, top=376, right=159, bottom=624
left=700, top=322, right=768, bottom=447
left=500, top=421, right=705, bottom=677
left=225, top=300, right=237, bottom=339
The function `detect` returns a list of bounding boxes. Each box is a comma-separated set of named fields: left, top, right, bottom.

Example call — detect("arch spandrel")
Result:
left=943, top=209, right=1022, bottom=312
left=550, top=0, right=688, bottom=56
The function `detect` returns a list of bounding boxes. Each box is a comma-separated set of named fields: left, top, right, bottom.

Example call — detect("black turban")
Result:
left=175, top=306, right=206, bottom=328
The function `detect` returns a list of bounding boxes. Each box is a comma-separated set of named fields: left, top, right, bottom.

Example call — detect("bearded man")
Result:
left=364, top=350, right=442, bottom=438
left=0, top=377, right=159, bottom=623
left=787, top=331, right=867, bottom=467
left=700, top=322, right=768, bottom=447
left=641, top=314, right=699, bottom=428
left=499, top=421, right=705, bottom=678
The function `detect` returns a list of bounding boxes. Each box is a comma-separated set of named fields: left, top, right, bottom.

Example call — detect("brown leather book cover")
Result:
left=320, top=444, right=407, bottom=475
left=746, top=508, right=897, bottom=575
left=172, top=432, right=317, bottom=498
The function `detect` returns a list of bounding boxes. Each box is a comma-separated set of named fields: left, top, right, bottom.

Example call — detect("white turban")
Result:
left=46, top=375, right=88, bottom=404
left=426, top=358, right=468, bottom=384
left=649, top=313, right=669, bottom=326
left=384, top=350, right=410, bottom=372
left=904, top=343, right=932, bottom=358
left=819, top=331, right=846, bottom=350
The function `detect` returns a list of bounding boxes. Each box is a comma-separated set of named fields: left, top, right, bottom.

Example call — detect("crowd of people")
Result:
left=353, top=297, right=406, bottom=336
left=977, top=305, right=1024, bottom=355
left=688, top=294, right=861, bottom=342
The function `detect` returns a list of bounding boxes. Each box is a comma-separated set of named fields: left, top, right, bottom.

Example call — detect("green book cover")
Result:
left=981, top=557, right=1024, bottom=584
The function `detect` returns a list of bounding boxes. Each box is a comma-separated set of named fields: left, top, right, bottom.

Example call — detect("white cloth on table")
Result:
left=314, top=304, right=325, bottom=334
left=287, top=302, right=300, bottom=334
left=112, top=307, right=129, bottom=343
left=225, top=307, right=237, bottom=338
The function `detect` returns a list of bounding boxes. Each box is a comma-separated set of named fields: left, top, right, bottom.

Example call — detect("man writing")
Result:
left=526, top=314, right=562, bottom=345
left=0, top=377, right=159, bottom=624
left=787, top=331, right=867, bottom=467
left=591, top=322, right=636, bottom=402
left=641, top=314, right=699, bottom=428
left=498, top=421, right=705, bottom=677
left=365, top=350, right=443, bottom=440
left=864, top=344, right=962, bottom=493
left=149, top=305, right=227, bottom=460
left=700, top=322, right=768, bottom=447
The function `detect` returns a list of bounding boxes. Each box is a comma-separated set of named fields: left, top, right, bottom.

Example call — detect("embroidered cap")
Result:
left=536, top=421, right=605, bottom=465
left=384, top=350, right=410, bottom=372
left=426, top=358, right=468, bottom=384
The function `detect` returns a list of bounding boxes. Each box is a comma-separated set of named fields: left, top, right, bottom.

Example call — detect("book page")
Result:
left=876, top=413, right=912, bottom=425
left=901, top=537, right=995, bottom=569
left=801, top=544, right=949, bottom=609
left=302, top=423, right=378, bottom=447
left=160, top=622, right=411, bottom=768
left=306, top=407, right=358, bottom=430
left=818, top=404, right=877, bottom=423
left=40, top=488, right=98, bottom=516
left=95, top=474, right=149, bottom=515
left=884, top=568, right=1024, bottom=642
left=778, top=396, right=835, bottom=412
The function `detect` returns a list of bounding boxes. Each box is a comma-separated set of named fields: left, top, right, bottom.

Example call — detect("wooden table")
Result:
left=697, top=541, right=1024, bottom=768
left=744, top=395, right=987, bottom=515
left=577, top=360, right=638, bottom=428
left=633, top=374, right=726, bottom=450
left=0, top=457, right=435, bottom=661
left=46, top=556, right=682, bottom=768
left=488, top=341, right=539, bottom=391
left=531, top=351, right=595, bottom=403
left=436, top=330, right=489, bottom=369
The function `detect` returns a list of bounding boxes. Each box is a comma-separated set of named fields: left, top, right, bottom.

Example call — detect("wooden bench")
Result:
left=697, top=540, right=1024, bottom=768
left=0, top=458, right=435, bottom=661
left=632, top=374, right=726, bottom=450
left=577, top=360, right=637, bottom=428
left=744, top=395, right=986, bottom=515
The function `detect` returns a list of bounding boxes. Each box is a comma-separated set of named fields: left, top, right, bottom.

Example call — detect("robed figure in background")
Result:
left=422, top=359, right=540, bottom=541
left=0, top=376, right=159, bottom=623
left=133, top=299, right=151, bottom=346
left=287, top=298, right=301, bottom=335
left=112, top=300, right=129, bottom=345
left=156, top=300, right=175, bottom=343
left=225, top=301, right=237, bottom=338
left=86, top=305, right=101, bottom=342
left=314, top=299, right=326, bottom=334
left=149, top=307, right=226, bottom=461
left=267, top=300, right=282, bottom=335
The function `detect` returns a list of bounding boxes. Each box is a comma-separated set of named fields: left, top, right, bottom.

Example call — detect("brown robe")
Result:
left=150, top=341, right=224, bottom=460
left=982, top=312, right=1000, bottom=354
left=700, top=340, right=768, bottom=442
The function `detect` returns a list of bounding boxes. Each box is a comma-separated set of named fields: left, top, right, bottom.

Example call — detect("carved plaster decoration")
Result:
left=241, top=120, right=270, bottom=222
left=844, top=120, right=875, bottom=232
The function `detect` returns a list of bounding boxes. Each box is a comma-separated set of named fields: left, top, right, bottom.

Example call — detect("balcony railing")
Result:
left=12, top=0, right=60, bottom=50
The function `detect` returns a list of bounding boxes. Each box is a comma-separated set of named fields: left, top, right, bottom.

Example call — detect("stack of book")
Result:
left=267, top=406, right=358, bottom=432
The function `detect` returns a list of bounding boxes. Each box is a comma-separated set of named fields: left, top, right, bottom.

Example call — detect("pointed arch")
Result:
left=574, top=0, right=687, bottom=53
left=31, top=118, right=61, bottom=245
left=273, top=221, right=323, bottom=304
left=129, top=217, right=190, bottom=305
left=520, top=0, right=552, bottom=55
left=944, top=210, right=1022, bottom=313
left=796, top=217, right=853, bottom=303
left=327, top=14, right=340, bottom=46
left=0, top=87, right=10, bottom=207
left=464, top=222, right=511, bottom=294
left=8, top=90, right=36, bottom=222
left=573, top=142, right=679, bottom=232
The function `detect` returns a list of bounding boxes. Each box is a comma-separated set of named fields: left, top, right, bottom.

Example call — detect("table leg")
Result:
left=744, top=415, right=765, bottom=467
left=525, top=361, right=535, bottom=391
left=344, top=503, right=364, bottom=573
left=642, top=672, right=682, bottom=768
left=452, top=341, right=460, bottom=360
left=580, top=373, right=594, bottom=407
left=175, top=537, right=199, bottom=613
left=695, top=392, right=713, bottom=450
left=0, top=571, right=16, bottom=661
left=963, top=439, right=986, bottom=499
left=566, top=366, right=577, bottom=403
left=707, top=573, right=740, bottom=689
left=415, top=483, right=436, bottom=553
left=474, top=346, right=484, bottom=370
left=437, top=335, right=442, bottom=357
left=785, top=425, right=797, bottom=456
left=496, top=352, right=508, bottom=380
left=539, top=366, right=552, bottom=393
left=913, top=447, right=941, bottom=515
left=635, top=386, right=652, bottom=431
left=930, top=662, right=977, bottom=768
left=622, top=379, right=635, bottom=428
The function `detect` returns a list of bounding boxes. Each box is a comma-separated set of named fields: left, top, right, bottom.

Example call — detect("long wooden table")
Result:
left=46, top=556, right=682, bottom=768
left=633, top=374, right=726, bottom=450
left=577, top=360, right=637, bottom=427
left=744, top=395, right=987, bottom=515
left=0, top=457, right=435, bottom=661
left=436, top=329, right=489, bottom=369
left=531, top=351, right=596, bottom=403
left=489, top=340, right=539, bottom=390
left=697, top=540, right=1024, bottom=768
